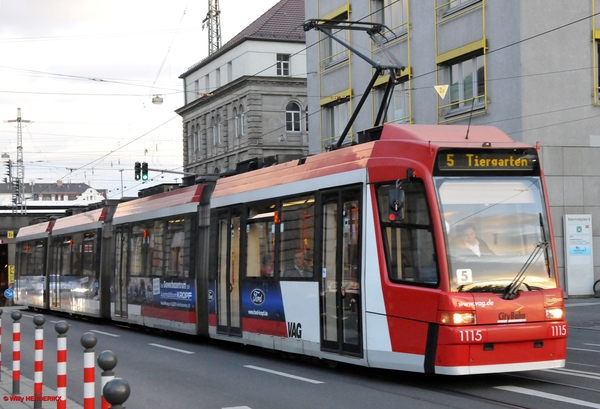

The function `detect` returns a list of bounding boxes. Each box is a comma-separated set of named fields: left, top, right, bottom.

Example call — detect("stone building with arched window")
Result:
left=176, top=0, right=308, bottom=177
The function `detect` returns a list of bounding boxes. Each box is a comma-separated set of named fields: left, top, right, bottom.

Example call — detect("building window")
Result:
left=277, top=54, right=290, bottom=76
left=377, top=0, right=406, bottom=31
left=216, top=114, right=222, bottom=144
left=447, top=54, right=484, bottom=110
left=375, top=82, right=409, bottom=124
left=194, top=126, right=200, bottom=152
left=325, top=27, right=347, bottom=66
left=239, top=105, right=245, bottom=136
left=211, top=116, right=216, bottom=146
left=190, top=125, right=196, bottom=161
left=329, top=101, right=350, bottom=141
left=447, top=0, right=478, bottom=10
left=286, top=102, right=301, bottom=132
left=305, top=106, right=309, bottom=132
left=233, top=107, right=239, bottom=137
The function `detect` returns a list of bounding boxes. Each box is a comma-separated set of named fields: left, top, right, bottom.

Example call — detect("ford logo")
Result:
left=251, top=289, right=265, bottom=305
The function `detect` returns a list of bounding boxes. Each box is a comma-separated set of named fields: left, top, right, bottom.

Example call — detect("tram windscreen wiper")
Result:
left=502, top=241, right=548, bottom=300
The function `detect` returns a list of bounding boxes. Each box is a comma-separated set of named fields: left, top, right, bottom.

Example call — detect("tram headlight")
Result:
left=545, top=307, right=564, bottom=320
left=440, top=312, right=476, bottom=325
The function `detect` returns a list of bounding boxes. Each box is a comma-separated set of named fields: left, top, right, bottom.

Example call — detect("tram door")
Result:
left=49, top=238, right=72, bottom=308
left=114, top=229, right=128, bottom=318
left=216, top=209, right=242, bottom=336
left=320, top=188, right=362, bottom=356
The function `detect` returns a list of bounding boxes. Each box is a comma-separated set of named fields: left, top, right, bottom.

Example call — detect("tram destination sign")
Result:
left=437, top=149, right=538, bottom=172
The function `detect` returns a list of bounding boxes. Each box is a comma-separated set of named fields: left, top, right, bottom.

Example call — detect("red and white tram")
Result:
left=14, top=124, right=567, bottom=375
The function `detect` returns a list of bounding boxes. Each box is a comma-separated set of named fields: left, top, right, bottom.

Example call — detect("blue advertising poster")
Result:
left=155, top=279, right=195, bottom=310
left=241, top=280, right=285, bottom=322
left=127, top=277, right=195, bottom=310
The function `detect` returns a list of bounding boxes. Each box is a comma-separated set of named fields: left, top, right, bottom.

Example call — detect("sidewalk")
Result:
left=0, top=367, right=82, bottom=409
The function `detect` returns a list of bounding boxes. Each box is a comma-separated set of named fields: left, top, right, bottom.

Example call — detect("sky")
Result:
left=0, top=0, right=280, bottom=199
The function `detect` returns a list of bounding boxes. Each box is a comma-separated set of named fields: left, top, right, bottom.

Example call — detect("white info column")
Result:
left=563, top=214, right=594, bottom=296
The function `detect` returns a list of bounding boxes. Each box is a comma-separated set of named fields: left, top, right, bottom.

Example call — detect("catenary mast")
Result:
left=203, top=0, right=222, bottom=56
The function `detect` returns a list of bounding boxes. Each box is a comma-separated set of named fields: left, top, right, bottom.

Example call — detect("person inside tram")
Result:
left=452, top=222, right=496, bottom=257
left=260, top=253, right=274, bottom=277
left=283, top=251, right=312, bottom=278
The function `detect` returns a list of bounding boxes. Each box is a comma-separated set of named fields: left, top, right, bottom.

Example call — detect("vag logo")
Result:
left=251, top=289, right=265, bottom=305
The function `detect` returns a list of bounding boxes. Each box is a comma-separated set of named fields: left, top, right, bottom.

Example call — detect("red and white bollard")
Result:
left=81, top=332, right=97, bottom=409
left=33, top=315, right=45, bottom=409
left=97, top=350, right=118, bottom=409
left=11, top=310, right=22, bottom=395
left=55, top=321, right=69, bottom=409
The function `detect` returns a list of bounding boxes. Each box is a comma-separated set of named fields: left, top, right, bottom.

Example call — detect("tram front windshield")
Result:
left=435, top=177, right=557, bottom=293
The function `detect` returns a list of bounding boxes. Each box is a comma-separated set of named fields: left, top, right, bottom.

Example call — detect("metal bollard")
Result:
left=33, top=315, right=45, bottom=409
left=98, top=350, right=118, bottom=409
left=80, top=332, right=97, bottom=409
left=103, top=378, right=130, bottom=409
left=55, top=321, right=69, bottom=409
left=11, top=310, right=22, bottom=395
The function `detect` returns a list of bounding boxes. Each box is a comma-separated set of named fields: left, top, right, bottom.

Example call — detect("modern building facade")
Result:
left=176, top=0, right=308, bottom=176
left=304, top=0, right=600, bottom=292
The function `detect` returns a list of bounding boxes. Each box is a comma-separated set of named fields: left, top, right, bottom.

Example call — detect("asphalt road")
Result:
left=1, top=297, right=599, bottom=409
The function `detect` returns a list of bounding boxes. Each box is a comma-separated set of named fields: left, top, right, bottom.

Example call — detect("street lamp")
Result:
left=152, top=95, right=164, bottom=105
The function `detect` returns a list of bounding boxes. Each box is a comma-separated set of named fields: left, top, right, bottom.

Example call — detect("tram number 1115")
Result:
left=459, top=330, right=483, bottom=342
left=550, top=324, right=567, bottom=337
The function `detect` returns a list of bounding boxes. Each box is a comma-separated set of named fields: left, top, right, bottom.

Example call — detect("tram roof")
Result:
left=380, top=124, right=518, bottom=146
left=16, top=220, right=54, bottom=242
left=52, top=207, right=108, bottom=236
left=211, top=124, right=526, bottom=200
left=112, top=184, right=205, bottom=225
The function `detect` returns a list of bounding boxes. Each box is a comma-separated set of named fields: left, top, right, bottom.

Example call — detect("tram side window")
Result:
left=130, top=225, right=145, bottom=277
left=246, top=203, right=275, bottom=278
left=82, top=233, right=95, bottom=276
left=71, top=232, right=85, bottom=276
left=60, top=238, right=73, bottom=276
left=20, top=241, right=45, bottom=276
left=166, top=218, right=187, bottom=278
left=279, top=195, right=315, bottom=278
left=376, top=180, right=438, bottom=285
left=150, top=220, right=165, bottom=276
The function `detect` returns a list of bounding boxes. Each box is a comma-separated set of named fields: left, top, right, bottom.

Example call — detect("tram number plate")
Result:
left=550, top=324, right=567, bottom=337
left=459, top=329, right=483, bottom=342
left=456, top=269, right=473, bottom=284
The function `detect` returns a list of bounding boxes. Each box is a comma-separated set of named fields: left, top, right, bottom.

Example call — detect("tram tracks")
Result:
left=506, top=369, right=600, bottom=395
left=376, top=368, right=600, bottom=409
left=432, top=369, right=600, bottom=409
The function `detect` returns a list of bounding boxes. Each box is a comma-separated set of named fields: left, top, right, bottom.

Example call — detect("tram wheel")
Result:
left=325, top=359, right=339, bottom=369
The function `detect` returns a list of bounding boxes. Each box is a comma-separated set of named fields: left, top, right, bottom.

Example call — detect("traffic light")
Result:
left=134, top=162, right=141, bottom=181
left=12, top=179, right=19, bottom=204
left=141, top=162, right=149, bottom=181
